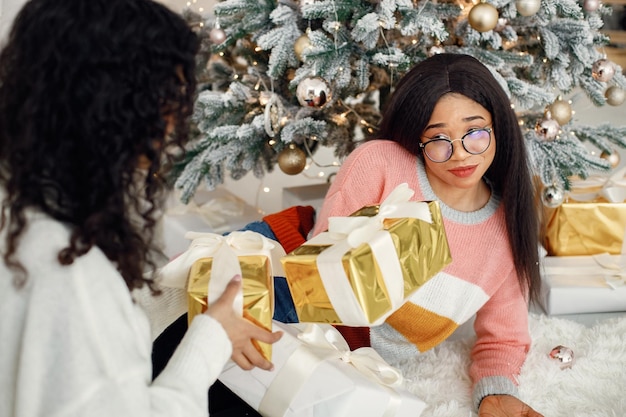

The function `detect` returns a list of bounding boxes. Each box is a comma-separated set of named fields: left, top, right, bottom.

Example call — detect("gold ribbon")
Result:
left=258, top=323, right=404, bottom=417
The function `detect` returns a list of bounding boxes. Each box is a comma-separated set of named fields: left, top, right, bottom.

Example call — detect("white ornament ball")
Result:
left=209, top=27, right=226, bottom=44
left=535, top=118, right=560, bottom=140
left=548, top=99, right=573, bottom=125
left=516, top=0, right=541, bottom=16
left=583, top=0, right=601, bottom=12
left=296, top=76, right=332, bottom=108
left=592, top=59, right=616, bottom=82
left=468, top=3, right=499, bottom=33
left=605, top=86, right=625, bottom=106
left=542, top=185, right=565, bottom=208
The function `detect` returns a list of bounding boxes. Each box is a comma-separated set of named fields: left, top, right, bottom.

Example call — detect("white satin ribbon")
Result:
left=258, top=324, right=404, bottom=417
left=306, top=183, right=432, bottom=325
left=166, top=195, right=245, bottom=230
left=157, top=230, right=285, bottom=314
left=543, top=253, right=626, bottom=289
left=569, top=166, right=626, bottom=203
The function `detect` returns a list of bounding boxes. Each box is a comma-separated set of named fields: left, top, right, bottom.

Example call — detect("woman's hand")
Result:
left=479, top=395, right=544, bottom=417
left=205, top=274, right=283, bottom=371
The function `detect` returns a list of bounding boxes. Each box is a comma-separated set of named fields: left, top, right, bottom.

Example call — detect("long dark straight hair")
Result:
left=376, top=53, right=541, bottom=304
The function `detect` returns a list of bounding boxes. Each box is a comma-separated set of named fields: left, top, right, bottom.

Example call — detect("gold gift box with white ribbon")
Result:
left=280, top=183, right=452, bottom=326
left=544, top=168, right=626, bottom=256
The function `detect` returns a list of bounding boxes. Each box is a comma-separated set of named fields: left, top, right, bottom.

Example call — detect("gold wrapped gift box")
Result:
left=187, top=256, right=274, bottom=359
left=544, top=201, right=626, bottom=256
left=281, top=201, right=451, bottom=325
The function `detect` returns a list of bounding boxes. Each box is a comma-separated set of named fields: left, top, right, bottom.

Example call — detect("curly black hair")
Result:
left=0, top=0, right=199, bottom=291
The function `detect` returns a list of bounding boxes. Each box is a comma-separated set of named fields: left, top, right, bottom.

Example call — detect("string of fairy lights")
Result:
left=182, top=0, right=625, bottom=213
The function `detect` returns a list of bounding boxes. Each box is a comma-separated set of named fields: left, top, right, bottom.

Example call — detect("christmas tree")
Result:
left=171, top=0, right=626, bottom=208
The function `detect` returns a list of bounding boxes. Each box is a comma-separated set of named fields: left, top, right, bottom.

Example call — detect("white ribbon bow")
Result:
left=569, top=166, right=626, bottom=203
left=592, top=253, right=626, bottom=289
left=305, top=183, right=432, bottom=325
left=166, top=195, right=245, bottom=232
left=328, top=182, right=431, bottom=247
left=157, top=230, right=285, bottom=314
left=259, top=323, right=404, bottom=417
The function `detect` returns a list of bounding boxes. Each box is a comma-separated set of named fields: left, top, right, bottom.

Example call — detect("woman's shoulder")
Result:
left=351, top=139, right=411, bottom=155
left=343, top=139, right=416, bottom=168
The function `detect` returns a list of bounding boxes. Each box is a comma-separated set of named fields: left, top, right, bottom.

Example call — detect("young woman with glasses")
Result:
left=0, top=1, right=282, bottom=416
left=312, top=53, right=543, bottom=417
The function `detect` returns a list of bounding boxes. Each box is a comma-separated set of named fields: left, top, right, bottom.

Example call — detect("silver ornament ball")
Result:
left=592, top=59, right=616, bottom=82
left=429, top=45, right=446, bottom=56
left=549, top=345, right=575, bottom=369
left=468, top=3, right=499, bottom=33
left=583, top=0, right=601, bottom=11
left=541, top=185, right=565, bottom=208
left=605, top=86, right=625, bottom=106
left=296, top=76, right=332, bottom=108
left=209, top=27, right=226, bottom=44
left=535, top=118, right=560, bottom=141
left=516, top=0, right=541, bottom=16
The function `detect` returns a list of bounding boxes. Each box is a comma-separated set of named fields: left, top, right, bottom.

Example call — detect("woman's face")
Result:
left=420, top=93, right=495, bottom=196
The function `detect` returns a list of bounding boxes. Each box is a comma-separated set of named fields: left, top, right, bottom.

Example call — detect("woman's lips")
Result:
left=449, top=165, right=478, bottom=178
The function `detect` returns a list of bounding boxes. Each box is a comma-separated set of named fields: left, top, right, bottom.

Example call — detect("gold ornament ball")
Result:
left=294, top=34, right=312, bottom=61
left=548, top=99, right=573, bottom=125
left=468, top=3, right=499, bottom=33
left=278, top=144, right=307, bottom=175
left=516, top=0, right=541, bottom=16
left=605, top=86, right=625, bottom=106
left=600, top=150, right=621, bottom=168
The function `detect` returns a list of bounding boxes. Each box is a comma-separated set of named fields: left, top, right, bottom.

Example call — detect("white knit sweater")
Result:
left=0, top=210, right=232, bottom=417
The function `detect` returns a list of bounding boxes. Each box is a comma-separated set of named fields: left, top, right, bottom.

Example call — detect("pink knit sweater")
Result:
left=313, top=140, right=531, bottom=409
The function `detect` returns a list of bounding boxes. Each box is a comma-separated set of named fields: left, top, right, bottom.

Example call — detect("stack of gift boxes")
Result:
left=540, top=167, right=626, bottom=315
left=159, top=183, right=448, bottom=416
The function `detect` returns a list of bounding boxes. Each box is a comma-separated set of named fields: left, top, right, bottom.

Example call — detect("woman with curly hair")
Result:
left=0, top=0, right=281, bottom=416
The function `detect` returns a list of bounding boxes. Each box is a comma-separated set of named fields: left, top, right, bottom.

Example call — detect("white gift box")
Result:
left=219, top=321, right=427, bottom=417
left=540, top=254, right=626, bottom=315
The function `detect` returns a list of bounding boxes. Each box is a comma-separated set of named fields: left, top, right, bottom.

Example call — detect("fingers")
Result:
left=218, top=274, right=242, bottom=305
left=231, top=341, right=275, bottom=371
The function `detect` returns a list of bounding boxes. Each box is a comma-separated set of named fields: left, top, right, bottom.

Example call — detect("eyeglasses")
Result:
left=419, top=127, right=492, bottom=163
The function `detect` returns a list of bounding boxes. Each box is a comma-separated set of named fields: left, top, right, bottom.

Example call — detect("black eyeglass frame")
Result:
left=419, top=127, right=493, bottom=163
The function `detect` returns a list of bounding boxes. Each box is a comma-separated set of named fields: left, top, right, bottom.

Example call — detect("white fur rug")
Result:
left=396, top=313, right=626, bottom=417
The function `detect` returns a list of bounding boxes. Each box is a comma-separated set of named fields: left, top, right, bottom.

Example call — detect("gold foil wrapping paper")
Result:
left=281, top=201, right=451, bottom=324
left=544, top=202, right=626, bottom=256
left=187, top=255, right=274, bottom=360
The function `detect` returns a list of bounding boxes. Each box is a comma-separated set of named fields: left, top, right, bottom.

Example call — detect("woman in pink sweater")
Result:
left=313, top=54, right=543, bottom=417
